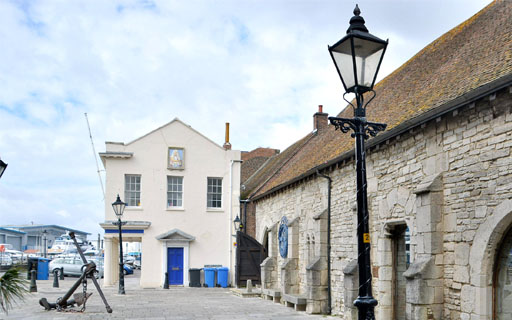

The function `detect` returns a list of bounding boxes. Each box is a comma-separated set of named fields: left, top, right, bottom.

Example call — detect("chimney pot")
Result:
left=223, top=122, right=232, bottom=150
left=313, top=105, right=328, bottom=131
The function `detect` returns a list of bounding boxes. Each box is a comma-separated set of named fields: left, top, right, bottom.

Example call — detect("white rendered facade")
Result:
left=100, top=118, right=241, bottom=288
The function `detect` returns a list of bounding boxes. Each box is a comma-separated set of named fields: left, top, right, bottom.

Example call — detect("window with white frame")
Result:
left=207, top=177, right=222, bottom=208
left=167, top=176, right=183, bottom=208
left=125, top=175, right=141, bottom=206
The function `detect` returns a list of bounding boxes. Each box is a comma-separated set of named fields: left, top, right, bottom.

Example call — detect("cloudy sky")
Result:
left=0, top=0, right=492, bottom=239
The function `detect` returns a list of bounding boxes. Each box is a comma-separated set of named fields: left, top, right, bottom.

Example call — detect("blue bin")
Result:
left=36, top=258, right=50, bottom=280
left=204, top=268, right=216, bottom=288
left=216, top=267, right=228, bottom=288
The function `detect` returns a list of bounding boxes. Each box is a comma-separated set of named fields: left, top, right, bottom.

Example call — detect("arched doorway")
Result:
left=469, top=199, right=512, bottom=318
left=494, top=226, right=512, bottom=318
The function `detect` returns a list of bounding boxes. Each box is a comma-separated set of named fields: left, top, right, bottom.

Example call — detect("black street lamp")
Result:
left=327, top=5, right=388, bottom=320
left=0, top=159, right=7, bottom=179
left=233, top=215, right=243, bottom=233
left=112, top=194, right=127, bottom=295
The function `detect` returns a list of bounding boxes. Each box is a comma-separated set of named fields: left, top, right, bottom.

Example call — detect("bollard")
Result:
left=53, top=269, right=59, bottom=288
left=247, top=279, right=253, bottom=293
left=30, top=269, right=37, bottom=292
left=59, top=267, right=64, bottom=280
left=163, top=272, right=169, bottom=289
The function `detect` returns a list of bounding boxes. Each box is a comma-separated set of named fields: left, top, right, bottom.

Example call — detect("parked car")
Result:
left=49, top=257, right=103, bottom=279
left=123, top=263, right=133, bottom=275
left=4, top=249, right=27, bottom=264
left=123, top=254, right=136, bottom=266
left=133, top=258, right=141, bottom=270
left=0, top=253, right=12, bottom=267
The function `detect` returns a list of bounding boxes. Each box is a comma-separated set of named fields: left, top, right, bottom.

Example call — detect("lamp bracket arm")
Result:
left=362, top=90, right=377, bottom=110
left=328, top=117, right=357, bottom=134
left=364, top=121, right=387, bottom=139
left=343, top=92, right=356, bottom=112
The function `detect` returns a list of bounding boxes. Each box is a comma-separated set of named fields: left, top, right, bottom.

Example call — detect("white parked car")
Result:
left=4, top=249, right=27, bottom=264
left=49, top=257, right=103, bottom=279
left=0, top=253, right=13, bottom=267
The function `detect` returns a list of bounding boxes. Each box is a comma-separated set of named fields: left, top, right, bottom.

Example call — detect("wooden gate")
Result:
left=235, top=231, right=267, bottom=287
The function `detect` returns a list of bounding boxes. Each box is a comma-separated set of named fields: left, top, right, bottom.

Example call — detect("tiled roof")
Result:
left=242, top=133, right=316, bottom=199
left=252, top=0, right=512, bottom=199
left=241, top=148, right=280, bottom=183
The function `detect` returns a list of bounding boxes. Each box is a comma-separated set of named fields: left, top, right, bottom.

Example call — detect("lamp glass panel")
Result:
left=113, top=202, right=125, bottom=217
left=353, top=37, right=386, bottom=88
left=330, top=38, right=355, bottom=90
left=233, top=216, right=241, bottom=231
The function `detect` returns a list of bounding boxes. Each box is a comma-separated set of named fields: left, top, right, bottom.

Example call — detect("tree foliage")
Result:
left=0, top=268, right=29, bottom=314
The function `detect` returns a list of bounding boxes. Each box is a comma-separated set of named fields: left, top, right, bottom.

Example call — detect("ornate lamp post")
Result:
left=327, top=5, right=388, bottom=320
left=0, top=159, right=7, bottom=179
left=112, top=194, right=127, bottom=295
left=233, top=215, right=243, bottom=233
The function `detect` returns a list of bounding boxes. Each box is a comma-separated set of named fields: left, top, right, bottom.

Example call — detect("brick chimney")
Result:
left=313, top=105, right=328, bottom=131
left=223, top=122, right=232, bottom=150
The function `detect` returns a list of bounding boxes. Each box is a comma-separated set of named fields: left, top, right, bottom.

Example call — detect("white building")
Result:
left=100, top=118, right=241, bottom=288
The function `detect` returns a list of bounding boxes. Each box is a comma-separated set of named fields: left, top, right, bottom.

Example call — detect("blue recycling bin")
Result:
left=36, top=258, right=50, bottom=280
left=216, top=267, right=228, bottom=288
left=204, top=268, right=216, bottom=288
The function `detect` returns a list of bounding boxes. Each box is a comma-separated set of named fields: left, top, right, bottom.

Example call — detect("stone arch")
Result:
left=261, top=226, right=270, bottom=246
left=469, top=199, right=512, bottom=318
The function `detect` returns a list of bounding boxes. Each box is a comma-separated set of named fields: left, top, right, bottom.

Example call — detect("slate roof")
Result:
left=250, top=0, right=512, bottom=200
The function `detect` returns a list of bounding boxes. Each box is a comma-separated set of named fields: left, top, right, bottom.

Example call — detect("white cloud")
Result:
left=0, top=0, right=493, bottom=237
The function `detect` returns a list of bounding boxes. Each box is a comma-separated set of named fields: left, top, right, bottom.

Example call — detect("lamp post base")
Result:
left=354, top=296, right=378, bottom=320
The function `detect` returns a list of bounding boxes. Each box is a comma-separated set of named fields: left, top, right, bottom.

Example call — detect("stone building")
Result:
left=248, top=1, right=512, bottom=319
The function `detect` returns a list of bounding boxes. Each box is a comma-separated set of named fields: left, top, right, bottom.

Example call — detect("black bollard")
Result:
left=30, top=269, right=37, bottom=292
left=163, top=272, right=169, bottom=289
left=53, top=269, right=59, bottom=288
left=59, top=267, right=64, bottom=280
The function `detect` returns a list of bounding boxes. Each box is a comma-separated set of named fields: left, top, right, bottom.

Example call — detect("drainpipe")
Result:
left=229, top=159, right=243, bottom=284
left=240, top=199, right=250, bottom=234
left=317, top=170, right=332, bottom=314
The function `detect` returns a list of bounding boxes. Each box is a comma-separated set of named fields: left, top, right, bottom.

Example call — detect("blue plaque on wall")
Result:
left=278, top=216, right=288, bottom=258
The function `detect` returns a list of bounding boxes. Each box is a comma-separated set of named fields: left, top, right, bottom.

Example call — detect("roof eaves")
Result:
left=0, top=228, right=26, bottom=234
left=99, top=151, right=134, bottom=159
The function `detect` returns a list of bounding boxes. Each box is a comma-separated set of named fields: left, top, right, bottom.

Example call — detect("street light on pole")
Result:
left=0, top=159, right=7, bottom=179
left=233, top=215, right=243, bottom=233
left=112, top=194, right=127, bottom=295
left=327, top=5, right=388, bottom=320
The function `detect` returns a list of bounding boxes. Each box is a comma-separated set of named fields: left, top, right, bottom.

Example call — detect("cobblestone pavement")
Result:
left=2, top=270, right=337, bottom=319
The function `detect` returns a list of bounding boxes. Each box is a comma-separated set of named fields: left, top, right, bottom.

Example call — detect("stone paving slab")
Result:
left=1, top=271, right=337, bottom=319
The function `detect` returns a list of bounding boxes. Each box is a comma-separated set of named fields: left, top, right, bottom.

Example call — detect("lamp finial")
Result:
left=354, top=4, right=360, bottom=16
left=347, top=4, right=368, bottom=33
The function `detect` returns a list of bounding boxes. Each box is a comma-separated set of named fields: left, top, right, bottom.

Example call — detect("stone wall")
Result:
left=254, top=86, right=512, bottom=318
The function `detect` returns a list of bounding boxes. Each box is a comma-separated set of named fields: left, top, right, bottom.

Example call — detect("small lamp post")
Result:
left=112, top=194, right=127, bottom=295
left=233, top=215, right=243, bottom=233
left=233, top=215, right=244, bottom=288
left=327, top=5, right=388, bottom=320
left=0, top=159, right=7, bottom=179
left=42, top=230, right=48, bottom=258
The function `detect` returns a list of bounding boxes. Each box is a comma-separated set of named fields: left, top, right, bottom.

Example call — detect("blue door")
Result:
left=167, top=248, right=184, bottom=285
